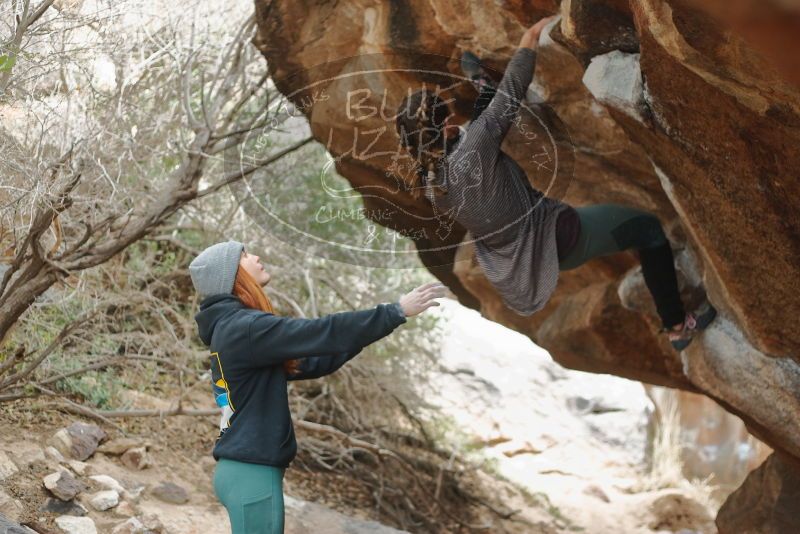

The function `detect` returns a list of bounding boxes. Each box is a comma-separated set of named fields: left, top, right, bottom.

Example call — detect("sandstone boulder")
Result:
left=251, top=0, right=800, bottom=524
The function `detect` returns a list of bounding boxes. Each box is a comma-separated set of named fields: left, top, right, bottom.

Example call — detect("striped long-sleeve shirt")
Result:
left=425, top=47, right=572, bottom=316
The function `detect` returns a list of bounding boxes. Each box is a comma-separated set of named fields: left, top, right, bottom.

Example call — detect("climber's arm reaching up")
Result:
left=475, top=16, right=556, bottom=144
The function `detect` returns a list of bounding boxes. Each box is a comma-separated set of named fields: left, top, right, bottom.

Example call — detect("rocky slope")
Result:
left=0, top=421, right=410, bottom=534
left=251, top=0, right=800, bottom=529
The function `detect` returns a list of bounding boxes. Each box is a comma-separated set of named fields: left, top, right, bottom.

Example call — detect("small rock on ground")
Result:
left=0, top=450, right=20, bottom=481
left=151, top=482, right=188, bottom=505
left=285, top=495, right=409, bottom=534
left=0, top=488, right=25, bottom=522
left=39, top=497, right=88, bottom=516
left=89, top=474, right=126, bottom=494
left=55, top=515, right=98, bottom=534
left=121, top=447, right=149, bottom=470
left=68, top=460, right=91, bottom=476
left=0, top=514, right=32, bottom=534
left=50, top=422, right=106, bottom=462
left=89, top=489, right=120, bottom=511
left=43, top=470, right=86, bottom=501
left=111, top=517, right=146, bottom=534
left=98, top=438, right=147, bottom=455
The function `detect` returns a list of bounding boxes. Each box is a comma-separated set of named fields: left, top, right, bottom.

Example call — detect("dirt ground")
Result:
left=1, top=376, right=720, bottom=534
left=1, top=392, right=572, bottom=534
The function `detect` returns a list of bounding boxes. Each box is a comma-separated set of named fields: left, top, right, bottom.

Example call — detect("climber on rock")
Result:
left=394, top=15, right=716, bottom=351
left=188, top=241, right=446, bottom=533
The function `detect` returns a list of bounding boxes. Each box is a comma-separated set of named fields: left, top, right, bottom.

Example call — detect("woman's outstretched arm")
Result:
left=246, top=282, right=446, bottom=368
left=285, top=348, right=362, bottom=381
left=247, top=304, right=404, bottom=366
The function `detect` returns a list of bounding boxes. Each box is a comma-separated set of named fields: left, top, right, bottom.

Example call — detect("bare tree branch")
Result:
left=0, top=306, right=98, bottom=390
left=195, top=136, right=314, bottom=198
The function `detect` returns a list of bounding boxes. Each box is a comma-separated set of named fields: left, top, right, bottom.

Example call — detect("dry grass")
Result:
left=637, top=390, right=719, bottom=512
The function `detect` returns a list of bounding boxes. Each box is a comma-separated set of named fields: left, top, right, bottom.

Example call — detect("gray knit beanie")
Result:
left=188, top=241, right=245, bottom=299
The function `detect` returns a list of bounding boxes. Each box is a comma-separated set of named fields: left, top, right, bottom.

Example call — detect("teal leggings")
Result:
left=213, top=457, right=285, bottom=534
left=558, top=204, right=685, bottom=328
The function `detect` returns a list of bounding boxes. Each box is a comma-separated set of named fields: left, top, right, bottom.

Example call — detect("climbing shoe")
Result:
left=666, top=301, right=718, bottom=351
left=460, top=51, right=496, bottom=90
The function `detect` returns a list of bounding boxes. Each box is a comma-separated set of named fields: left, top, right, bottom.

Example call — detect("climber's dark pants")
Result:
left=558, top=204, right=686, bottom=329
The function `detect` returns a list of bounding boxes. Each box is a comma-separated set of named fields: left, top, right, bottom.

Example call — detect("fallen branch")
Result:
left=295, top=419, right=397, bottom=458
left=34, top=384, right=124, bottom=432
left=94, top=407, right=218, bottom=418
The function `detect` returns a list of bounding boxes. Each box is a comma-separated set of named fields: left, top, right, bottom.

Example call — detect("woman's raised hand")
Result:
left=518, top=15, right=558, bottom=50
left=398, top=282, right=447, bottom=317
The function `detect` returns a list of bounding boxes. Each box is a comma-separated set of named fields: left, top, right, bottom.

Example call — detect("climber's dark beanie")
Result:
left=188, top=241, right=245, bottom=299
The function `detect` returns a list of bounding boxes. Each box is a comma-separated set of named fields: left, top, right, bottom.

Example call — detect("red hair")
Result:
left=232, top=265, right=300, bottom=375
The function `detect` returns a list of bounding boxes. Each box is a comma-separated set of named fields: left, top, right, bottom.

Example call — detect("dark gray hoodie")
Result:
left=194, top=293, right=407, bottom=467
left=426, top=47, right=571, bottom=316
